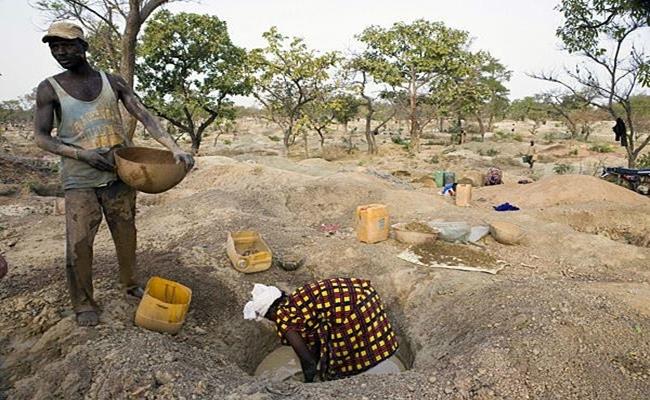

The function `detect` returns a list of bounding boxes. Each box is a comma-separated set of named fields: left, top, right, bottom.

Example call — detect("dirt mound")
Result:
left=475, top=174, right=649, bottom=209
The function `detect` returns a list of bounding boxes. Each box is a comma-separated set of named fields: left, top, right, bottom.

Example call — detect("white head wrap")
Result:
left=243, top=283, right=282, bottom=321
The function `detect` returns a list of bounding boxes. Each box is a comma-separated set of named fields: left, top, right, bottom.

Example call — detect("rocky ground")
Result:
left=1, top=120, right=649, bottom=399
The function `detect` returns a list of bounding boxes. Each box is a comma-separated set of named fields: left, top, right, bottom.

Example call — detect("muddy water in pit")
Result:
left=254, top=342, right=409, bottom=382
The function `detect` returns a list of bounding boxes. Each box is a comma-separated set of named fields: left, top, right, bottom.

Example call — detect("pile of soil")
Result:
left=476, top=174, right=649, bottom=209
left=403, top=221, right=438, bottom=234
left=411, top=241, right=497, bottom=269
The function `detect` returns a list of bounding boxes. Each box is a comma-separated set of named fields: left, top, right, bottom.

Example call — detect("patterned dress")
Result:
left=274, top=278, right=399, bottom=380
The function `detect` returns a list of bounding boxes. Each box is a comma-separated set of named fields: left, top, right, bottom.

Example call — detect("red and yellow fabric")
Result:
left=274, top=277, right=399, bottom=380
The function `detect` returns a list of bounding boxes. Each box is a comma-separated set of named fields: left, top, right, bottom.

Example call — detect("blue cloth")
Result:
left=442, top=183, right=455, bottom=195
left=493, top=202, right=520, bottom=211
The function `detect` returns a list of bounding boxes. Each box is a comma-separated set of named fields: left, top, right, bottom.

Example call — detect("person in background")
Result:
left=523, top=140, right=537, bottom=168
left=33, top=21, right=194, bottom=327
left=244, top=278, right=399, bottom=382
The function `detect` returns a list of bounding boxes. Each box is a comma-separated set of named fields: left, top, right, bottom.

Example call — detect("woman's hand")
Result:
left=285, top=330, right=320, bottom=383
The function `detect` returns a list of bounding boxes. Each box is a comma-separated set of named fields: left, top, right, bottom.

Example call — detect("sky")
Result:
left=0, top=0, right=622, bottom=104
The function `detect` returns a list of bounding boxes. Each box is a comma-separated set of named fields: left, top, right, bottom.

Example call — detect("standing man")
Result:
left=34, top=22, right=194, bottom=327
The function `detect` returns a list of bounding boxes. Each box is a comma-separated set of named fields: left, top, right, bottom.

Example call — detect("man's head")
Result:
left=42, top=22, right=88, bottom=70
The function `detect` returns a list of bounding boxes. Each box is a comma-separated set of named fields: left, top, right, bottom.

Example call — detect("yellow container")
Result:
left=455, top=184, right=472, bottom=207
left=356, top=204, right=389, bottom=244
left=226, top=231, right=273, bottom=273
left=135, top=277, right=192, bottom=334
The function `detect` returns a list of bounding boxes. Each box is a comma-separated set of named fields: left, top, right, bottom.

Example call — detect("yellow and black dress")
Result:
left=274, top=277, right=399, bottom=380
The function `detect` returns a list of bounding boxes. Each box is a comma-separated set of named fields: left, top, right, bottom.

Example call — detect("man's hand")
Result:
left=78, top=149, right=115, bottom=171
left=173, top=150, right=194, bottom=172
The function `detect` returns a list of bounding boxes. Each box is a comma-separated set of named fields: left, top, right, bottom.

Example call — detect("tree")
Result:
left=345, top=57, right=396, bottom=154
left=472, top=55, right=511, bottom=137
left=249, top=28, right=339, bottom=149
left=507, top=97, right=553, bottom=135
left=356, top=20, right=474, bottom=152
left=136, top=11, right=251, bottom=153
left=537, top=91, right=606, bottom=140
left=35, top=0, right=178, bottom=137
left=534, top=0, right=650, bottom=166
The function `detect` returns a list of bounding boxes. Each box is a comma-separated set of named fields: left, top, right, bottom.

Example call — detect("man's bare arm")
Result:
left=33, top=80, right=114, bottom=171
left=110, top=75, right=194, bottom=170
left=33, top=80, right=79, bottom=160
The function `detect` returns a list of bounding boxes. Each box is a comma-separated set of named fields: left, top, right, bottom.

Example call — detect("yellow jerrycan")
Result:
left=355, top=204, right=389, bottom=244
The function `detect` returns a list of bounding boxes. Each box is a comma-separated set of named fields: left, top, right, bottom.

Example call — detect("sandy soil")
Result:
left=1, top=120, right=649, bottom=400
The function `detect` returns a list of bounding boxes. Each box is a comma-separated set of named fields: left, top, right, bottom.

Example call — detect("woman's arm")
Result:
left=284, top=330, right=318, bottom=382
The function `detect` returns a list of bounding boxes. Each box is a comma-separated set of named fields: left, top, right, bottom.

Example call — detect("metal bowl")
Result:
left=115, top=147, right=187, bottom=194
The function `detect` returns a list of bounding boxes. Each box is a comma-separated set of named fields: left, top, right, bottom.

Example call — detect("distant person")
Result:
left=244, top=278, right=399, bottom=382
left=484, top=167, right=503, bottom=186
left=612, top=117, right=628, bottom=147
left=523, top=140, right=537, bottom=168
left=33, top=22, right=194, bottom=326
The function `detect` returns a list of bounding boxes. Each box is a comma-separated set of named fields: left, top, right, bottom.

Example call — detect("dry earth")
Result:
left=1, top=119, right=649, bottom=400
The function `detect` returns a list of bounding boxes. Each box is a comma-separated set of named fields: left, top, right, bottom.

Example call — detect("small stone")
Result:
left=407, top=385, right=416, bottom=392
left=444, top=387, right=453, bottom=394
left=194, top=326, right=207, bottom=335
left=532, top=348, right=540, bottom=356
left=154, top=370, right=174, bottom=385
left=428, top=376, right=437, bottom=384
left=164, top=353, right=175, bottom=363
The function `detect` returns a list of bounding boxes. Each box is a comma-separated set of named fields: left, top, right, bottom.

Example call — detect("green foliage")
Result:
left=589, top=143, right=614, bottom=152
left=356, top=20, right=479, bottom=151
left=249, top=27, right=340, bottom=147
left=429, top=155, right=440, bottom=164
left=569, top=148, right=579, bottom=156
left=553, top=163, right=575, bottom=174
left=0, top=100, right=32, bottom=125
left=556, top=0, right=649, bottom=55
left=508, top=97, right=552, bottom=121
left=137, top=11, right=251, bottom=152
left=268, top=135, right=281, bottom=142
left=391, top=136, right=409, bottom=145
left=636, top=152, right=650, bottom=167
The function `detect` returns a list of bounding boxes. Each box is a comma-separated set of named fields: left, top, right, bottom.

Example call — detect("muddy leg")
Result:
left=99, top=181, right=138, bottom=291
left=64, top=188, right=103, bottom=322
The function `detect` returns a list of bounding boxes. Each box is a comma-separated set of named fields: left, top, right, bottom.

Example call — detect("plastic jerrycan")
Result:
left=356, top=204, right=389, bottom=244
left=455, top=184, right=472, bottom=207
left=433, top=171, right=445, bottom=188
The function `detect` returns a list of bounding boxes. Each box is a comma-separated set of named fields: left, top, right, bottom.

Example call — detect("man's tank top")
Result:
left=47, top=71, right=127, bottom=190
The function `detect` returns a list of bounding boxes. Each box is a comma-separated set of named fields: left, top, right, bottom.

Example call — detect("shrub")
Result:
left=429, top=155, right=440, bottom=164
left=589, top=143, right=614, bottom=153
left=268, top=135, right=281, bottom=142
left=223, top=139, right=232, bottom=145
left=512, top=133, right=523, bottom=142
left=553, top=163, right=574, bottom=174
left=478, top=148, right=499, bottom=157
left=637, top=153, right=650, bottom=168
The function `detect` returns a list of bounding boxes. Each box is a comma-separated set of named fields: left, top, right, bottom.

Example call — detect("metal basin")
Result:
left=115, top=147, right=186, bottom=194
